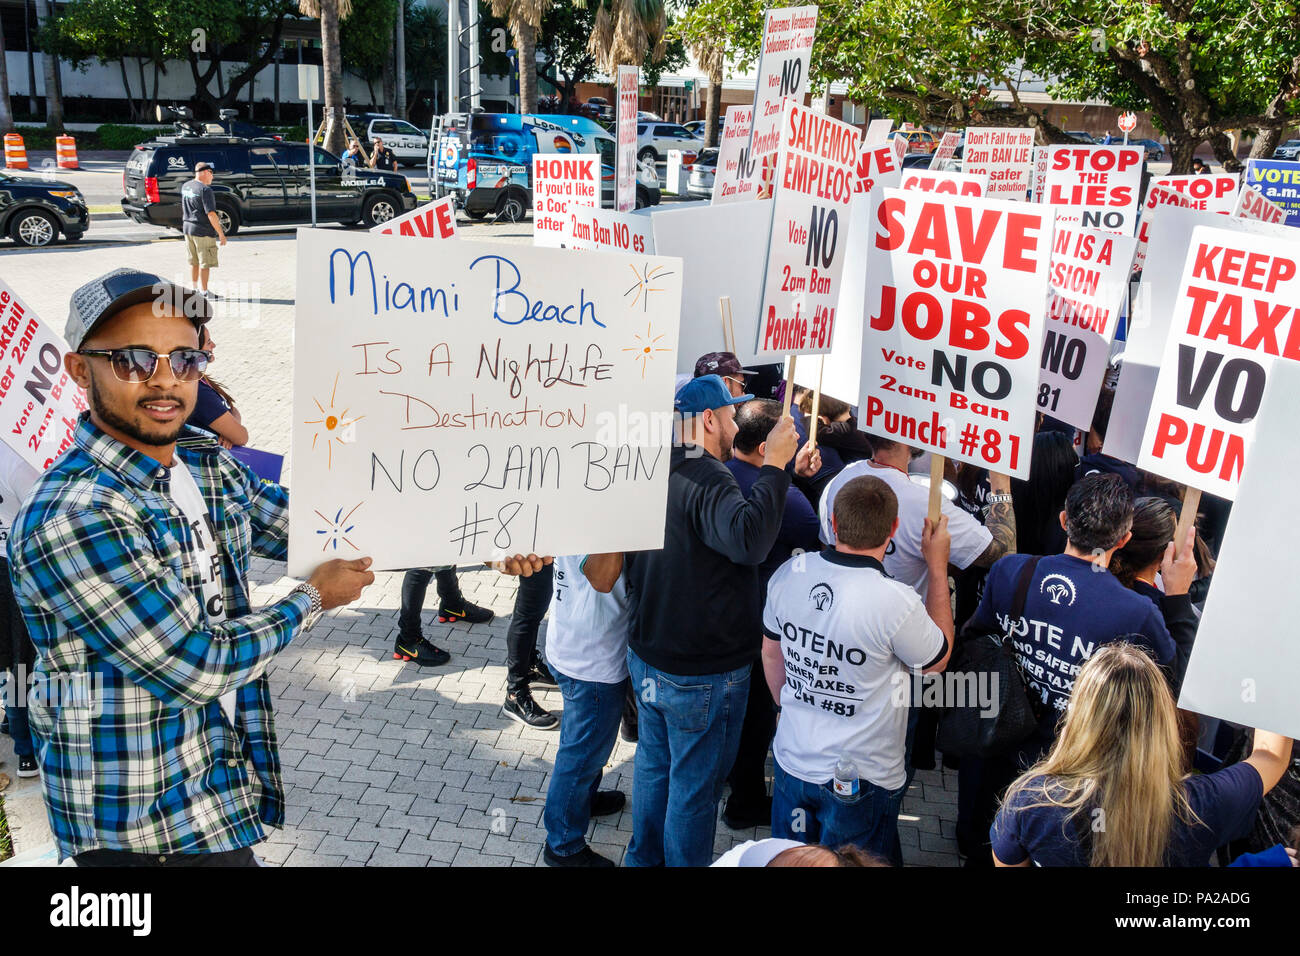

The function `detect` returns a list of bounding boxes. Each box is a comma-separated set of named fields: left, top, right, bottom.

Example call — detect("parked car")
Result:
left=684, top=118, right=725, bottom=140
left=0, top=170, right=88, bottom=246
left=901, top=153, right=933, bottom=169
left=1273, top=139, right=1300, bottom=160
left=121, top=135, right=417, bottom=233
left=888, top=129, right=937, bottom=153
left=586, top=97, right=614, bottom=122
left=1066, top=130, right=1098, bottom=144
left=686, top=147, right=719, bottom=199
left=1127, top=138, right=1166, bottom=161
left=637, top=122, right=701, bottom=162
left=429, top=112, right=661, bottom=221
left=637, top=111, right=663, bottom=122
left=356, top=117, right=430, bottom=166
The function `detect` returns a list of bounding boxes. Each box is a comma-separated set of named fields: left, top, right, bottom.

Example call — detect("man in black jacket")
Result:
left=622, top=374, right=813, bottom=866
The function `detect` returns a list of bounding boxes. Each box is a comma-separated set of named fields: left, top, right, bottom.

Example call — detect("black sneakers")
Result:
left=437, top=600, right=494, bottom=625
left=393, top=634, right=451, bottom=667
left=590, top=790, right=626, bottom=817
left=502, top=688, right=559, bottom=730
left=526, top=656, right=558, bottom=688
left=17, top=754, right=38, bottom=778
left=543, top=844, right=615, bottom=868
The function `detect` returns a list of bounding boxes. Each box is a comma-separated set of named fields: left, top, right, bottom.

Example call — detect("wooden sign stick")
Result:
left=808, top=356, right=825, bottom=451
left=928, top=454, right=946, bottom=523
left=782, top=355, right=798, bottom=416
left=1174, top=487, right=1202, bottom=552
left=718, top=296, right=736, bottom=354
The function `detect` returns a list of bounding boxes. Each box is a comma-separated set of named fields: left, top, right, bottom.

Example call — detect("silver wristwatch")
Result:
left=291, top=583, right=324, bottom=631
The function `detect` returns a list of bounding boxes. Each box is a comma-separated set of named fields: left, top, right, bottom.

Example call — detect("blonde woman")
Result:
left=992, top=643, right=1292, bottom=866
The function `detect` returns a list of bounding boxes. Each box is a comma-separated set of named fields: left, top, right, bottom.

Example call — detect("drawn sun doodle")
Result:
left=303, top=372, right=364, bottom=469
left=623, top=322, right=673, bottom=378
left=623, top=262, right=675, bottom=312
left=315, top=503, right=363, bottom=552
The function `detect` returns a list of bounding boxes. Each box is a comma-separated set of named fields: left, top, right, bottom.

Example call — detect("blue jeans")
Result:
left=2, top=668, right=34, bottom=758
left=543, top=671, right=627, bottom=857
left=625, top=649, right=750, bottom=867
left=770, top=761, right=907, bottom=861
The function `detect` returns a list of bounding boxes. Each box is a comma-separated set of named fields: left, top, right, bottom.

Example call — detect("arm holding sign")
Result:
left=582, top=552, right=624, bottom=594
left=1158, top=524, right=1199, bottom=692
left=971, top=471, right=1016, bottom=568
left=921, top=515, right=955, bottom=673
left=1243, top=731, right=1295, bottom=797
left=488, top=554, right=554, bottom=577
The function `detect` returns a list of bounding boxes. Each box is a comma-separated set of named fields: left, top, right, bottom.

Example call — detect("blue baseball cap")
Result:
left=675, top=374, right=752, bottom=414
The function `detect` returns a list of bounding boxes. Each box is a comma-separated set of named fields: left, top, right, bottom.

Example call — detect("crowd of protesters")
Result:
left=0, top=270, right=1296, bottom=870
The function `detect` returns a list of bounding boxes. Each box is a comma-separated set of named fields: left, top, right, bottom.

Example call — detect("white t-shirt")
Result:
left=711, top=838, right=805, bottom=867
left=168, top=460, right=235, bottom=724
left=818, top=460, right=991, bottom=596
left=764, top=549, right=945, bottom=791
left=0, top=443, right=39, bottom=547
left=544, top=554, right=630, bottom=685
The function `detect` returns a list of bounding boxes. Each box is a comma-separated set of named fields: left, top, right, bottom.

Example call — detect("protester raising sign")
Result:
left=1137, top=225, right=1300, bottom=499
left=565, top=206, right=655, bottom=255
left=1041, top=145, right=1143, bottom=235
left=858, top=189, right=1053, bottom=478
left=532, top=155, right=599, bottom=248
left=1132, top=185, right=1193, bottom=274
left=1037, top=225, right=1137, bottom=430
left=900, top=168, right=988, bottom=197
left=753, top=99, right=860, bottom=360
left=712, top=105, right=756, bottom=204
left=288, top=230, right=683, bottom=574
left=0, top=278, right=87, bottom=472
left=1234, top=183, right=1287, bottom=224
left=959, top=128, right=1035, bottom=200
left=1244, top=158, right=1300, bottom=226
left=616, top=65, right=639, bottom=213
left=747, top=4, right=818, bottom=198
left=371, top=194, right=458, bottom=238
left=1149, top=174, right=1239, bottom=215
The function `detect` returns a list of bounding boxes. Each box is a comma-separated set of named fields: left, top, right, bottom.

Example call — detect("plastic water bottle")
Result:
left=833, top=755, right=860, bottom=798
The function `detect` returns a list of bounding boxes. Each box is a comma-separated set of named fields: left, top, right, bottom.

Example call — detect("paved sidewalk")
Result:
left=0, top=227, right=962, bottom=867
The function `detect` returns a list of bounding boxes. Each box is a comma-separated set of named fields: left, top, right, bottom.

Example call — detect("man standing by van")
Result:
left=181, top=162, right=227, bottom=300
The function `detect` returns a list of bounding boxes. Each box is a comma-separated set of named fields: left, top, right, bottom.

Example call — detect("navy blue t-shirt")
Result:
left=1077, top=453, right=1139, bottom=491
left=726, top=457, right=821, bottom=594
left=187, top=380, right=230, bottom=432
left=968, top=553, right=1175, bottom=739
left=992, top=762, right=1264, bottom=866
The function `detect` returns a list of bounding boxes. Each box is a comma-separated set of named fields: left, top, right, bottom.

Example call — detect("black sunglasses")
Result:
left=78, top=347, right=212, bottom=383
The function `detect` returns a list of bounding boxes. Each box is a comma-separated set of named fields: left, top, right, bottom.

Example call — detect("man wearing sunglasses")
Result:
left=7, top=268, right=376, bottom=867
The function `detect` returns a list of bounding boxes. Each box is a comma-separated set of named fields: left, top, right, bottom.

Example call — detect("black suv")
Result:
left=0, top=170, right=89, bottom=246
left=121, top=136, right=418, bottom=234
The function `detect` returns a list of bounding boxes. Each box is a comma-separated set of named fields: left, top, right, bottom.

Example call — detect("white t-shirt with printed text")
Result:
left=544, top=554, right=630, bottom=685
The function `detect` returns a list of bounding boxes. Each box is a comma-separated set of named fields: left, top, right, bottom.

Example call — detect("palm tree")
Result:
left=489, top=0, right=552, bottom=115
left=585, top=0, right=666, bottom=74
left=35, top=0, right=63, bottom=129
left=0, top=18, right=13, bottom=133
left=298, top=0, right=354, bottom=155
left=691, top=38, right=723, bottom=148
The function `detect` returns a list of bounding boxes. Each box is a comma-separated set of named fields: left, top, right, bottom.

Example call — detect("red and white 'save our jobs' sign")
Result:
left=1037, top=225, right=1138, bottom=430
left=754, top=99, right=861, bottom=360
left=1040, top=145, right=1143, bottom=235
left=1149, top=174, right=1240, bottom=216
left=959, top=128, right=1035, bottom=201
left=858, top=189, right=1054, bottom=478
left=371, top=194, right=458, bottom=238
left=0, top=278, right=87, bottom=472
left=747, top=4, right=818, bottom=199
left=616, top=65, right=639, bottom=212
left=532, top=155, right=599, bottom=248
left=1137, top=225, right=1300, bottom=499
left=1234, top=184, right=1287, bottom=224
left=900, top=168, right=988, bottom=197
left=712, top=105, right=756, bottom=204
left=1133, top=184, right=1194, bottom=274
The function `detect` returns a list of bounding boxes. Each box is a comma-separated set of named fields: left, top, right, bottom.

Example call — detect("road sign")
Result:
left=298, top=64, right=320, bottom=102
left=1118, top=111, right=1137, bottom=132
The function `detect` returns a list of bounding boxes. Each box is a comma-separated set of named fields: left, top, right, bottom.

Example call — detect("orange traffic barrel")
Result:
left=56, top=135, right=78, bottom=169
left=4, top=133, right=27, bottom=169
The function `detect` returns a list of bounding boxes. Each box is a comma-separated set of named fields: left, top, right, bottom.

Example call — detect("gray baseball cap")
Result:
left=66, top=268, right=211, bottom=352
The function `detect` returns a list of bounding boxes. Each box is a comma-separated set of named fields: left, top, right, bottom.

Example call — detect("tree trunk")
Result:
left=119, top=58, right=136, bottom=123
left=514, top=19, right=537, bottom=115
left=1208, top=129, right=1242, bottom=172
left=1249, top=126, right=1285, bottom=160
left=704, top=59, right=722, bottom=148
left=0, top=22, right=12, bottom=133
left=137, top=58, right=149, bottom=123
left=321, top=0, right=347, bottom=155
left=382, top=41, right=396, bottom=114
left=395, top=0, right=407, bottom=120
left=1167, top=135, right=1200, bottom=175
left=150, top=60, right=162, bottom=118
left=24, top=1, right=37, bottom=115
left=34, top=0, right=62, bottom=129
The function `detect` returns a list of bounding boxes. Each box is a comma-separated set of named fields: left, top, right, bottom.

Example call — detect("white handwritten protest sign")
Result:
left=0, top=278, right=86, bottom=471
left=1037, top=225, right=1137, bottom=429
left=288, top=229, right=683, bottom=574
left=1234, top=183, right=1287, bottom=224
left=371, top=194, right=458, bottom=238
left=900, top=168, right=988, bottom=197
left=1041, top=145, right=1143, bottom=235
left=754, top=100, right=860, bottom=360
left=858, top=189, right=1053, bottom=478
left=1137, top=225, right=1300, bottom=498
left=565, top=206, right=655, bottom=255
left=617, top=65, right=639, bottom=212
left=712, top=105, right=756, bottom=205
left=960, top=128, right=1035, bottom=201
left=747, top=4, right=818, bottom=199
left=1178, top=357, right=1300, bottom=738
left=1150, top=174, right=1239, bottom=216
left=532, top=155, right=599, bottom=248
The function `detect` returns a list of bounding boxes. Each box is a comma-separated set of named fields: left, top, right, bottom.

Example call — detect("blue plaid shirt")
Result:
left=8, top=417, right=310, bottom=860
